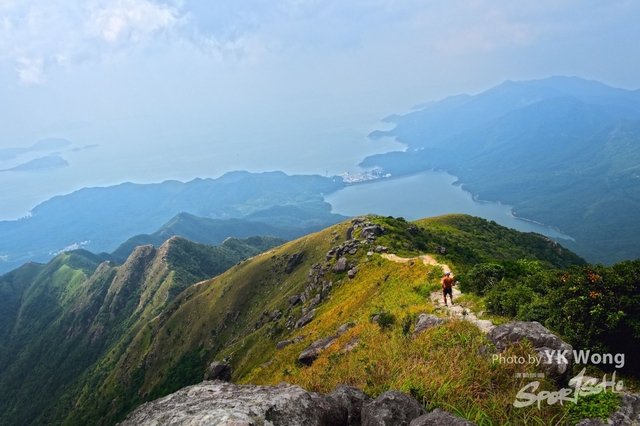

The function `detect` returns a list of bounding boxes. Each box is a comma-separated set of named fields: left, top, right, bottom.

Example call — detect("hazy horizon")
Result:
left=1, top=1, right=640, bottom=219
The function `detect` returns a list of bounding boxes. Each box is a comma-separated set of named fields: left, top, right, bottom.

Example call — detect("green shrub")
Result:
left=485, top=281, right=535, bottom=318
left=567, top=391, right=620, bottom=424
left=459, top=263, right=505, bottom=295
left=377, top=312, right=396, bottom=329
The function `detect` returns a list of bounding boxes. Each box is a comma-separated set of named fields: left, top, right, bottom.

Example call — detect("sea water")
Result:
left=324, top=171, right=573, bottom=241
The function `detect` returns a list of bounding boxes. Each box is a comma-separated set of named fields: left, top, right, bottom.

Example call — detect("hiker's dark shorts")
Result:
left=443, top=287, right=453, bottom=295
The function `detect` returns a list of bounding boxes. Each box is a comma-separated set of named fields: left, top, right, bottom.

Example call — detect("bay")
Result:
left=324, top=171, right=573, bottom=241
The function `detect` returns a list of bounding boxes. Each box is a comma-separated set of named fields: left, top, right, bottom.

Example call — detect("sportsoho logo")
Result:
left=495, top=349, right=627, bottom=408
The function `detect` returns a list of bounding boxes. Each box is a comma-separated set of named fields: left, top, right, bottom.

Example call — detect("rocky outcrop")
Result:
left=487, top=321, right=573, bottom=381
left=277, top=340, right=293, bottom=350
left=330, top=385, right=371, bottom=426
left=118, top=381, right=348, bottom=426
left=361, top=390, right=426, bottom=426
left=119, top=380, right=433, bottom=426
left=295, top=309, right=316, bottom=328
left=203, top=361, right=232, bottom=382
left=610, top=393, right=640, bottom=425
left=410, top=409, right=477, bottom=425
left=334, top=257, right=348, bottom=273
left=289, top=294, right=301, bottom=306
left=285, top=252, right=304, bottom=273
left=299, top=335, right=338, bottom=365
left=413, top=314, right=448, bottom=337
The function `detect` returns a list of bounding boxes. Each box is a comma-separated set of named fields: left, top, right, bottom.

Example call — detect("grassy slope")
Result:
left=0, top=236, right=285, bottom=426
left=73, top=214, right=585, bottom=425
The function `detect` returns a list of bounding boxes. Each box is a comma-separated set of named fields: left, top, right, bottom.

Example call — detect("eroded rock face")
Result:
left=487, top=321, right=573, bottom=381
left=410, top=409, right=477, bottom=426
left=118, top=381, right=348, bottom=426
left=361, top=390, right=426, bottom=426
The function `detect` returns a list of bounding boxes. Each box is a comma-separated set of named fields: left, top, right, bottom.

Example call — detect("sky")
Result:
left=1, top=0, right=640, bottom=218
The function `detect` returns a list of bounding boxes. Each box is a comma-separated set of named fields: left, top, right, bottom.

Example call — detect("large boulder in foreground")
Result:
left=361, top=390, right=426, bottom=426
left=118, top=381, right=347, bottom=426
left=487, top=321, right=573, bottom=381
left=330, top=384, right=371, bottom=426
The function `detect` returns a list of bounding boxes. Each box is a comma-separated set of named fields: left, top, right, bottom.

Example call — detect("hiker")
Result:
left=441, top=271, right=455, bottom=306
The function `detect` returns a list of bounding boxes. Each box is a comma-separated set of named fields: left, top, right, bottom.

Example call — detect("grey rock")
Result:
left=341, top=337, right=360, bottom=353
left=295, top=309, right=316, bottom=328
left=203, top=361, right=233, bottom=382
left=375, top=246, right=388, bottom=253
left=336, top=322, right=356, bottom=336
left=410, top=409, right=477, bottom=426
left=293, top=335, right=306, bottom=343
left=331, top=384, right=371, bottom=426
left=488, top=321, right=573, bottom=381
left=361, top=390, right=426, bottom=426
left=285, top=252, right=304, bottom=273
left=119, top=381, right=348, bottom=426
left=309, top=293, right=322, bottom=308
left=334, top=257, right=348, bottom=273
left=277, top=340, right=293, bottom=350
left=608, top=393, right=640, bottom=425
left=406, top=225, right=419, bottom=235
left=361, top=225, right=385, bottom=240
left=413, top=314, right=448, bottom=337
left=348, top=268, right=358, bottom=279
left=269, top=310, right=283, bottom=322
left=299, top=335, right=338, bottom=366
left=289, top=295, right=301, bottom=306
left=346, top=226, right=354, bottom=240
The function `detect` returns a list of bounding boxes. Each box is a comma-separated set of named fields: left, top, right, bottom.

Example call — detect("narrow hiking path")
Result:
left=381, top=253, right=495, bottom=333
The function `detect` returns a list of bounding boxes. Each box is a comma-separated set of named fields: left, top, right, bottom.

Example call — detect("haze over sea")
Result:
left=0, top=112, right=402, bottom=221
left=0, top=106, right=574, bottom=242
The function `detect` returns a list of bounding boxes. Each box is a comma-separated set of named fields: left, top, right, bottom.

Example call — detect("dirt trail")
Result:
left=381, top=253, right=494, bottom=333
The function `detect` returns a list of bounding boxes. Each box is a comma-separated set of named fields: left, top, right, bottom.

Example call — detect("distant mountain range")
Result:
left=0, top=171, right=347, bottom=274
left=362, top=76, right=640, bottom=264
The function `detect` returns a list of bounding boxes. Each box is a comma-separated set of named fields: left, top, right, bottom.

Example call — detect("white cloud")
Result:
left=85, top=0, right=181, bottom=44
left=0, top=0, right=186, bottom=85
left=16, top=56, right=44, bottom=84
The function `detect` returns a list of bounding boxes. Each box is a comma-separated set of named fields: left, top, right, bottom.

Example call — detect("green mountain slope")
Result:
left=361, top=77, right=640, bottom=264
left=0, top=235, right=284, bottom=426
left=59, top=214, right=585, bottom=425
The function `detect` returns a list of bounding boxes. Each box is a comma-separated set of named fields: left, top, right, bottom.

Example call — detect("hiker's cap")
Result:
left=445, top=271, right=451, bottom=275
